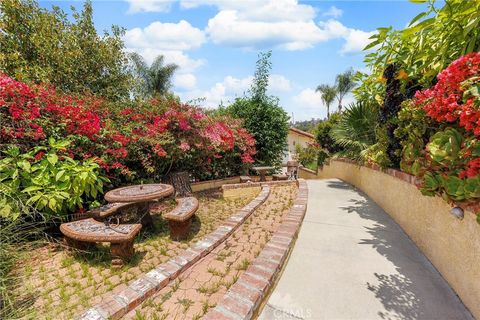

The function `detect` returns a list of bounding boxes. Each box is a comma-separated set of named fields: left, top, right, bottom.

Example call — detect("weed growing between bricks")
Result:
left=11, top=189, right=255, bottom=319
left=124, top=185, right=298, bottom=320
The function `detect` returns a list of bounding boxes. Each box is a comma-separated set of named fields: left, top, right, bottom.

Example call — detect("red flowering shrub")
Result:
left=400, top=53, right=480, bottom=205
left=0, top=75, right=256, bottom=187
left=414, top=52, right=480, bottom=136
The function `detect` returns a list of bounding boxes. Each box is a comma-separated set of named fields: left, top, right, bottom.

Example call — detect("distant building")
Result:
left=283, top=127, right=315, bottom=165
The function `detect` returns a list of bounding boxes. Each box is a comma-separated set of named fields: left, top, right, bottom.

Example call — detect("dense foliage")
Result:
left=315, top=113, right=343, bottom=156
left=129, top=53, right=179, bottom=99
left=356, top=0, right=480, bottom=103
left=224, top=52, right=289, bottom=167
left=0, top=139, right=107, bottom=221
left=295, top=142, right=321, bottom=170
left=330, top=102, right=377, bottom=163
left=317, top=0, right=479, bottom=214
left=0, top=0, right=132, bottom=101
left=397, top=53, right=479, bottom=203
left=0, top=74, right=256, bottom=220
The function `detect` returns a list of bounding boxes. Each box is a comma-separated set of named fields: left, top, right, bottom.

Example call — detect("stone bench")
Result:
left=240, top=175, right=252, bottom=183
left=164, top=197, right=199, bottom=240
left=272, top=173, right=288, bottom=181
left=60, top=218, right=142, bottom=266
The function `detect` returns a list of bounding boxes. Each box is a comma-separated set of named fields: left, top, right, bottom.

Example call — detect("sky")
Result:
left=40, top=0, right=426, bottom=121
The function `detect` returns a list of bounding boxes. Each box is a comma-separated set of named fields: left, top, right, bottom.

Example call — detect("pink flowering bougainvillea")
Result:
left=0, top=75, right=256, bottom=186
left=407, top=53, right=479, bottom=205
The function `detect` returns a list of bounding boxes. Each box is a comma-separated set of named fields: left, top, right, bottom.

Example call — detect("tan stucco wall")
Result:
left=191, top=176, right=240, bottom=193
left=315, top=160, right=480, bottom=318
left=298, top=167, right=318, bottom=179
left=284, top=130, right=315, bottom=163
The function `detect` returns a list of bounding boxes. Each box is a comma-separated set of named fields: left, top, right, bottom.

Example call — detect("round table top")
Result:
left=104, top=183, right=174, bottom=203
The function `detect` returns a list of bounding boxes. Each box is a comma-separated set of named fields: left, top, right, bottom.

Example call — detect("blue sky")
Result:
left=41, top=0, right=426, bottom=121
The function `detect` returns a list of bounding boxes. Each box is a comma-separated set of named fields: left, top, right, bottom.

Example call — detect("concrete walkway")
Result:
left=259, top=179, right=473, bottom=320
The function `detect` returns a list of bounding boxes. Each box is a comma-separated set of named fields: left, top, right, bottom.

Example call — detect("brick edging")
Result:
left=222, top=180, right=297, bottom=191
left=75, top=185, right=272, bottom=320
left=204, top=179, right=308, bottom=320
left=332, top=159, right=480, bottom=214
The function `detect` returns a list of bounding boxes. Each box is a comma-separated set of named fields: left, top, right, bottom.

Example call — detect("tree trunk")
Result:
left=163, top=171, right=192, bottom=197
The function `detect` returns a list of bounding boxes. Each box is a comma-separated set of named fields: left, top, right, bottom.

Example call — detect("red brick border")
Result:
left=332, top=159, right=480, bottom=214
left=75, top=185, right=272, bottom=320
left=222, top=179, right=297, bottom=191
left=203, top=179, right=308, bottom=320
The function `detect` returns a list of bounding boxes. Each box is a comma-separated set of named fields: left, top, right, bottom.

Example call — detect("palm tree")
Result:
left=330, top=101, right=377, bottom=162
left=129, top=52, right=179, bottom=98
left=315, top=84, right=337, bottom=119
left=334, top=69, right=357, bottom=113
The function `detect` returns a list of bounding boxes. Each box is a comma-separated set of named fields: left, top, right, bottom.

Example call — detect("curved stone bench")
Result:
left=164, top=197, right=199, bottom=240
left=60, top=218, right=142, bottom=266
left=272, top=173, right=288, bottom=181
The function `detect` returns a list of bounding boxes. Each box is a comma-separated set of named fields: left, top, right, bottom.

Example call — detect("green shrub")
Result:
left=295, top=143, right=320, bottom=169
left=315, top=112, right=343, bottom=155
left=0, top=0, right=133, bottom=101
left=0, top=138, right=108, bottom=221
left=224, top=52, right=289, bottom=167
left=330, top=101, right=378, bottom=163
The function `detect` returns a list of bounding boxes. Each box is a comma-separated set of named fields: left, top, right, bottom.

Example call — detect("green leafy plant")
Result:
left=0, top=138, right=108, bottom=221
left=223, top=51, right=289, bottom=167
left=419, top=128, right=480, bottom=202
left=395, top=100, right=436, bottom=175
left=0, top=0, right=133, bottom=101
left=330, top=101, right=378, bottom=163
left=356, top=0, right=480, bottom=102
left=315, top=112, right=343, bottom=155
left=295, top=143, right=321, bottom=170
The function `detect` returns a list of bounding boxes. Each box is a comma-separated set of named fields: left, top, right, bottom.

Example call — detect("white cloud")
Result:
left=124, top=0, right=373, bottom=54
left=126, top=47, right=206, bottom=73
left=124, top=20, right=205, bottom=51
left=206, top=11, right=330, bottom=50
left=293, top=88, right=324, bottom=109
left=179, top=73, right=291, bottom=107
left=291, top=89, right=356, bottom=120
left=270, top=74, right=292, bottom=92
left=341, top=29, right=377, bottom=54
left=323, top=6, right=343, bottom=18
left=204, top=2, right=373, bottom=53
left=124, top=20, right=206, bottom=73
left=181, top=0, right=315, bottom=22
left=126, top=0, right=174, bottom=13
left=174, top=73, right=197, bottom=90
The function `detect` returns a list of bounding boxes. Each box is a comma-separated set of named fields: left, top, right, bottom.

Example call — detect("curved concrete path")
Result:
left=259, top=179, right=473, bottom=320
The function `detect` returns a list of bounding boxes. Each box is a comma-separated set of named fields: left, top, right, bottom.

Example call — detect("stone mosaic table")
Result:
left=252, top=166, right=275, bottom=182
left=104, top=184, right=174, bottom=227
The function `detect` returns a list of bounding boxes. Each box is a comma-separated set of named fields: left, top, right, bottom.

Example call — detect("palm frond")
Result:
left=330, top=101, right=377, bottom=162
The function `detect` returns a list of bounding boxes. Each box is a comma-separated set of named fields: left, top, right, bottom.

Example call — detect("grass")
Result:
left=0, top=216, right=45, bottom=319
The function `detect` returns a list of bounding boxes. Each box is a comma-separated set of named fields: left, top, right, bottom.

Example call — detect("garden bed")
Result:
left=11, top=189, right=256, bottom=320
left=122, top=184, right=298, bottom=319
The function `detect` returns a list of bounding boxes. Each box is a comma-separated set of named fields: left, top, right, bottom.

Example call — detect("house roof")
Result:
left=289, top=127, right=315, bottom=139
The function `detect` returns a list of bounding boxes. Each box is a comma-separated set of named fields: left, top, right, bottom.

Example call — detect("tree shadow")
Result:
left=333, top=180, right=471, bottom=320
left=326, top=180, right=356, bottom=190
